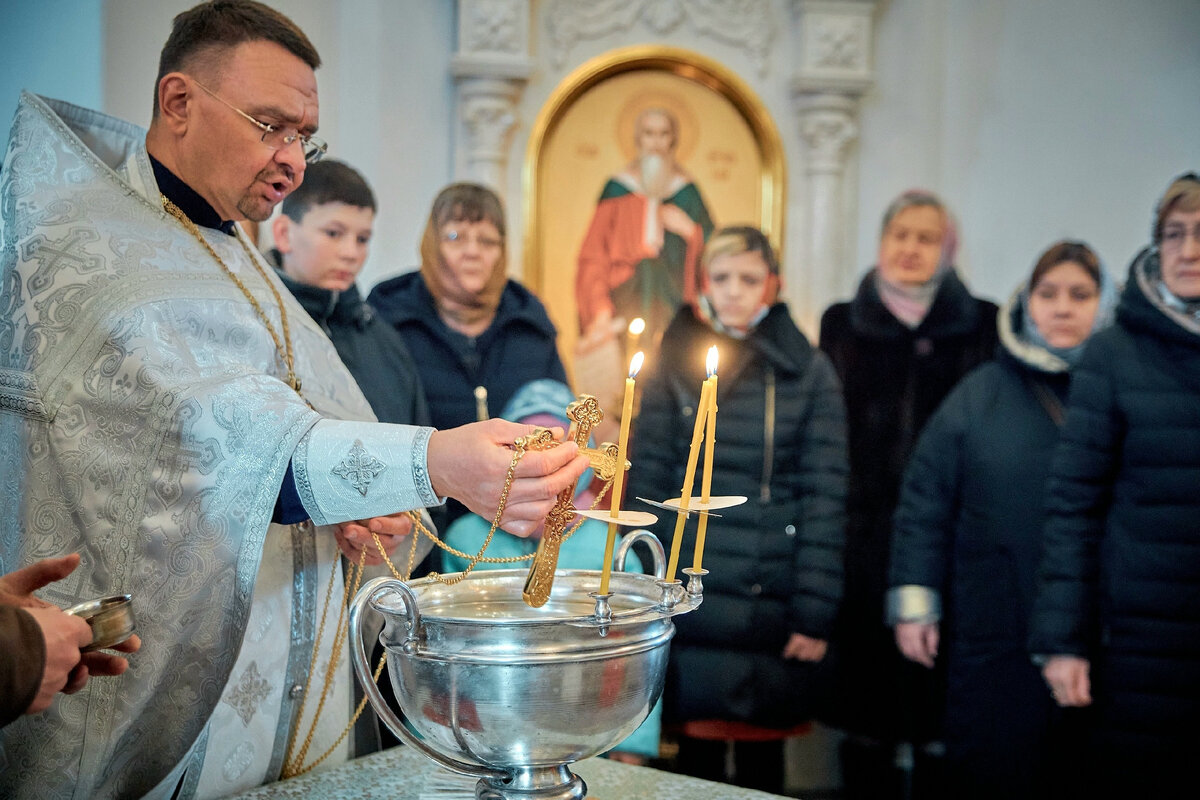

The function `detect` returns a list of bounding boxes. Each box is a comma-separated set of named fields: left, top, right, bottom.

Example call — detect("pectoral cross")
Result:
left=522, top=395, right=604, bottom=607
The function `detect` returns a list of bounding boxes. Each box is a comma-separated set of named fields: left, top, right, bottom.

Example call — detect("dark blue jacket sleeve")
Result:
left=272, top=462, right=309, bottom=525
left=889, top=372, right=973, bottom=595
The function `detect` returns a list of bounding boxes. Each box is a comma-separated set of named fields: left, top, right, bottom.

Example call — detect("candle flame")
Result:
left=629, top=351, right=644, bottom=378
left=628, top=317, right=646, bottom=335
left=706, top=346, right=719, bottom=377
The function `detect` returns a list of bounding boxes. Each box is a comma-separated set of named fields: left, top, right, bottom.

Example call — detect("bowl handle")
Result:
left=349, top=576, right=507, bottom=780
left=615, top=529, right=666, bottom=580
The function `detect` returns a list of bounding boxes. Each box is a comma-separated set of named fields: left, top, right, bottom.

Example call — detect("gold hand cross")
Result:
left=522, top=395, right=604, bottom=607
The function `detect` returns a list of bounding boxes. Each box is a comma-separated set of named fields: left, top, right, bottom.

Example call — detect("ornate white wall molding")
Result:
left=453, top=0, right=535, bottom=190
left=795, top=92, right=860, bottom=174
left=460, top=0, right=526, bottom=54
left=793, top=92, right=860, bottom=319
left=455, top=78, right=526, bottom=190
left=792, top=0, right=874, bottom=84
left=545, top=0, right=776, bottom=76
left=790, top=0, right=878, bottom=310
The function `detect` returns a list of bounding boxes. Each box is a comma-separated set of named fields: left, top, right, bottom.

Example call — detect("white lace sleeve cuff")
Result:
left=291, top=420, right=442, bottom=526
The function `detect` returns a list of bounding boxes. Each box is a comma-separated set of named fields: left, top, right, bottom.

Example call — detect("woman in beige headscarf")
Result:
left=368, top=183, right=568, bottom=522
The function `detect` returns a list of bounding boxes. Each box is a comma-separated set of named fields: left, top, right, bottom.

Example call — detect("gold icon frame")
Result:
left=522, top=45, right=786, bottom=379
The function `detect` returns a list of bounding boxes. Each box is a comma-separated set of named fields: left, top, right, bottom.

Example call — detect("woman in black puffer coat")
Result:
left=628, top=227, right=847, bottom=794
left=1030, top=174, right=1200, bottom=797
left=888, top=241, right=1114, bottom=799
left=818, top=190, right=997, bottom=799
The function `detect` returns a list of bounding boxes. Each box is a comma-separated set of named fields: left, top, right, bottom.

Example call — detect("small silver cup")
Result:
left=65, top=594, right=135, bottom=652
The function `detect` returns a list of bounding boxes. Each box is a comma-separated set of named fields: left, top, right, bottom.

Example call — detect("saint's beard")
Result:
left=640, top=154, right=672, bottom=199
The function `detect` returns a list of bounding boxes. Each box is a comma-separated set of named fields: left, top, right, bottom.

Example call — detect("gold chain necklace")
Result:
left=161, top=195, right=302, bottom=393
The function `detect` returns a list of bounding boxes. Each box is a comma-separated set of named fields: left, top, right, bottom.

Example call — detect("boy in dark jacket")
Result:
left=270, top=162, right=435, bottom=751
left=270, top=160, right=430, bottom=432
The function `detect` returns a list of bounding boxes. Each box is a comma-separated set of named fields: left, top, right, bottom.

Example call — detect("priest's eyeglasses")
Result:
left=193, top=80, right=327, bottom=164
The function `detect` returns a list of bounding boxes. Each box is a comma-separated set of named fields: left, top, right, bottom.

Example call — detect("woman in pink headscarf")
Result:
left=818, top=190, right=998, bottom=799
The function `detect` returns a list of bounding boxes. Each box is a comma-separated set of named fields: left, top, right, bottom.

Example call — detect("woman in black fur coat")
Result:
left=818, top=190, right=997, bottom=799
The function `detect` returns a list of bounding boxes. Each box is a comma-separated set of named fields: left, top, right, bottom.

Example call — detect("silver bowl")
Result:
left=350, top=532, right=700, bottom=800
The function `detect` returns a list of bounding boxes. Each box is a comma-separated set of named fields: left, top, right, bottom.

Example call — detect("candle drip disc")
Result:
left=573, top=508, right=658, bottom=527
left=661, top=495, right=748, bottom=512
left=636, top=496, right=721, bottom=519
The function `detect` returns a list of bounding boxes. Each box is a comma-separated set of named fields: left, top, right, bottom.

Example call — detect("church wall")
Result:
left=3, top=0, right=1198, bottom=316
left=854, top=0, right=1200, bottom=305
left=332, top=1, right=457, bottom=284
left=0, top=0, right=103, bottom=133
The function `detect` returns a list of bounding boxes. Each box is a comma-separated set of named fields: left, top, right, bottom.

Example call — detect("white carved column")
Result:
left=790, top=0, right=877, bottom=321
left=452, top=0, right=534, bottom=191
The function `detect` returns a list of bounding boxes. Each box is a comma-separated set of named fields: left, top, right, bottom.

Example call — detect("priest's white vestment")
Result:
left=0, top=93, right=438, bottom=799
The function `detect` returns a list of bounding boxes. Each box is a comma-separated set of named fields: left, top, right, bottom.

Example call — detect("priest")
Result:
left=0, top=2, right=587, bottom=798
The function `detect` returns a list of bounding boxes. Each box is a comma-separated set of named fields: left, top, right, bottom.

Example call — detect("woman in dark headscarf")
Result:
left=888, top=240, right=1115, bottom=799
left=1030, top=173, right=1200, bottom=797
left=818, top=190, right=998, bottom=799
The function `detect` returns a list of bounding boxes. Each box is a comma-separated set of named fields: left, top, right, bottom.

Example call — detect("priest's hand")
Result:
left=334, top=512, right=415, bottom=566
left=782, top=633, right=828, bottom=662
left=427, top=420, right=590, bottom=538
left=895, top=621, right=939, bottom=668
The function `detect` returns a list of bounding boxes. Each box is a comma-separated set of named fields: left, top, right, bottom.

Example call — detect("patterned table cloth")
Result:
left=226, top=744, right=792, bottom=799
